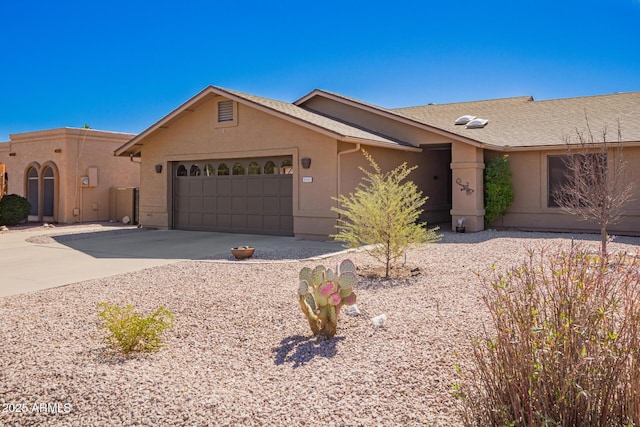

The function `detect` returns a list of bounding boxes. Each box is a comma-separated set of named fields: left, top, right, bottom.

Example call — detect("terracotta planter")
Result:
left=231, top=247, right=255, bottom=259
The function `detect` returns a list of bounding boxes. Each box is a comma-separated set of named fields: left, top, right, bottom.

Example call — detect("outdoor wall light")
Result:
left=301, top=157, right=311, bottom=169
left=155, top=164, right=163, bottom=174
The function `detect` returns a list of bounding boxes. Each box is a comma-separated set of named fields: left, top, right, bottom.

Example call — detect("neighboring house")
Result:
left=0, top=128, right=139, bottom=224
left=114, top=86, right=640, bottom=238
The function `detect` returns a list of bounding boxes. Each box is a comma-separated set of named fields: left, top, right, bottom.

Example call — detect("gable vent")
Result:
left=218, top=100, right=234, bottom=122
left=466, top=118, right=489, bottom=129
left=455, top=115, right=476, bottom=125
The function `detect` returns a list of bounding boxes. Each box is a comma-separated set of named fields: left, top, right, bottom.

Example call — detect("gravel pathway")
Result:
left=1, top=230, right=638, bottom=426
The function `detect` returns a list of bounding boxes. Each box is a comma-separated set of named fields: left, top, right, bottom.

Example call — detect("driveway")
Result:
left=0, top=224, right=345, bottom=298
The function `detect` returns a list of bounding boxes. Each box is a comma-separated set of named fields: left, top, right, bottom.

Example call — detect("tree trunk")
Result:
left=600, top=224, right=608, bottom=258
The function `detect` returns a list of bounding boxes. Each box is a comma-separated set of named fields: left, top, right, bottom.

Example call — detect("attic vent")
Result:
left=218, top=100, right=234, bottom=122
left=466, top=118, right=489, bottom=129
left=455, top=115, right=476, bottom=125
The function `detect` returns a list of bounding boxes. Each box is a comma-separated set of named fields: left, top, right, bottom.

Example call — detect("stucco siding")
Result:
left=137, top=97, right=341, bottom=238
left=0, top=129, right=138, bottom=224
left=487, top=147, right=640, bottom=235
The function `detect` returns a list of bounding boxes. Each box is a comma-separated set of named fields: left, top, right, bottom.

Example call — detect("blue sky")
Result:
left=1, top=0, right=639, bottom=141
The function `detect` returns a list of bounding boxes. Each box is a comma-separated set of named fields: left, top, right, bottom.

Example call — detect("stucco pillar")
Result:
left=450, top=142, right=485, bottom=232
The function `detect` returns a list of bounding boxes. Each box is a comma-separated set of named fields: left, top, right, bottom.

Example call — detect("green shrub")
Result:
left=454, top=245, right=640, bottom=426
left=0, top=194, right=31, bottom=226
left=97, top=303, right=174, bottom=355
left=484, top=155, right=514, bottom=226
left=331, top=149, right=441, bottom=277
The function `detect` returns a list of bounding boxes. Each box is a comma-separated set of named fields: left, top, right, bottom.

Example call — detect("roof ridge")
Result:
left=529, top=91, right=640, bottom=103
left=394, top=95, right=534, bottom=110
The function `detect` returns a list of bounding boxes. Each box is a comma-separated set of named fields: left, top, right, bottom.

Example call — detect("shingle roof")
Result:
left=393, top=92, right=640, bottom=149
left=212, top=86, right=417, bottom=149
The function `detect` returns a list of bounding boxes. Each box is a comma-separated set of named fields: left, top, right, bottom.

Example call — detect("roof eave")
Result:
left=115, top=85, right=218, bottom=157
left=342, top=136, right=422, bottom=152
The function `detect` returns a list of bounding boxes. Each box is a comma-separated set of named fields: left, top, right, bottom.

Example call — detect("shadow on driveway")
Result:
left=47, top=229, right=347, bottom=261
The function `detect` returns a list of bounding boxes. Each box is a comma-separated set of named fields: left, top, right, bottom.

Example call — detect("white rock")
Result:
left=345, top=304, right=361, bottom=316
left=371, top=313, right=387, bottom=328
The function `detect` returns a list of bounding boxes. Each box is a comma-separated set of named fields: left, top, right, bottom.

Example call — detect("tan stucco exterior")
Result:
left=486, top=147, right=640, bottom=235
left=115, top=86, right=640, bottom=238
left=0, top=128, right=139, bottom=224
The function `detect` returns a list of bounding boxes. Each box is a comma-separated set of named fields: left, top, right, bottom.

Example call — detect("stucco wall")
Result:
left=301, top=97, right=452, bottom=145
left=337, top=144, right=452, bottom=228
left=0, top=128, right=138, bottom=223
left=137, top=96, right=342, bottom=238
left=486, top=147, right=640, bottom=235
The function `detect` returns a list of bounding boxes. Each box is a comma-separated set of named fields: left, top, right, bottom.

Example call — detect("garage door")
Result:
left=173, top=157, right=293, bottom=235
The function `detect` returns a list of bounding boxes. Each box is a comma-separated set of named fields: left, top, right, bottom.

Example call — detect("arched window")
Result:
left=27, top=167, right=39, bottom=216
left=218, top=163, right=230, bottom=176
left=204, top=164, right=215, bottom=176
left=190, top=164, right=201, bottom=176
left=176, top=165, right=187, bottom=176
left=248, top=161, right=261, bottom=175
left=232, top=162, right=245, bottom=175
left=42, top=166, right=54, bottom=217
left=264, top=161, right=277, bottom=175
left=281, top=159, right=293, bottom=174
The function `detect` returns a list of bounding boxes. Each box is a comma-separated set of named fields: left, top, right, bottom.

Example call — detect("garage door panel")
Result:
left=218, top=197, right=231, bottom=211
left=263, top=179, right=279, bottom=194
left=232, top=179, right=247, bottom=194
left=280, top=196, right=292, bottom=213
left=247, top=197, right=263, bottom=211
left=174, top=158, right=293, bottom=235
left=280, top=216, right=293, bottom=231
left=203, top=196, right=216, bottom=211
left=217, top=214, right=231, bottom=228
left=247, top=177, right=264, bottom=196
left=203, top=213, right=216, bottom=227
left=217, top=179, right=232, bottom=194
left=247, top=214, right=262, bottom=229
left=189, top=180, right=202, bottom=194
left=203, top=180, right=217, bottom=195
left=189, top=197, right=203, bottom=212
left=231, top=196, right=246, bottom=212
left=232, top=215, right=246, bottom=229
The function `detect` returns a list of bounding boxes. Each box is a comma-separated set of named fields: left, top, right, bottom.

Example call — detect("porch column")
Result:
left=450, top=142, right=485, bottom=232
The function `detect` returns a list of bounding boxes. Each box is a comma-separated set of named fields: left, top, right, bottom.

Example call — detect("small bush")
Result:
left=331, top=149, right=441, bottom=277
left=0, top=194, right=31, bottom=226
left=455, top=245, right=640, bottom=426
left=97, top=303, right=174, bottom=355
left=484, top=154, right=514, bottom=226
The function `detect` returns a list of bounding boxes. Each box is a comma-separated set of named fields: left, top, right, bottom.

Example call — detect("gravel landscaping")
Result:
left=1, top=229, right=639, bottom=426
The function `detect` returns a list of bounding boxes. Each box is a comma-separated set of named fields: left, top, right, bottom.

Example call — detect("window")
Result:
left=232, top=162, right=245, bottom=175
left=218, top=163, right=230, bottom=176
left=176, top=165, right=187, bottom=176
left=218, top=100, right=234, bottom=122
left=248, top=161, right=261, bottom=175
left=281, top=159, right=293, bottom=174
left=264, top=161, right=277, bottom=175
left=204, top=164, right=215, bottom=176
left=190, top=165, right=201, bottom=176
left=548, top=154, right=606, bottom=207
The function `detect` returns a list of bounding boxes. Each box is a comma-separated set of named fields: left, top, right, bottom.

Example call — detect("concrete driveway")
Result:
left=0, top=224, right=345, bottom=298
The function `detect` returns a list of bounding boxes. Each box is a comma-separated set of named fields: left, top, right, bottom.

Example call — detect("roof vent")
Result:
left=455, top=115, right=476, bottom=125
left=466, top=118, right=489, bottom=129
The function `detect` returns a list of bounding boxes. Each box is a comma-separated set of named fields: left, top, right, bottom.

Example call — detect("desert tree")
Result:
left=553, top=117, right=635, bottom=257
left=331, top=149, right=441, bottom=278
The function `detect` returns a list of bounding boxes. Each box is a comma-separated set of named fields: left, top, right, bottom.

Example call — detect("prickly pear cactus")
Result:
left=298, top=259, right=358, bottom=338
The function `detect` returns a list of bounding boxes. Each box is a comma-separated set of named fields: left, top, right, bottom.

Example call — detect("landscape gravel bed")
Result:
left=1, top=230, right=638, bottom=426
